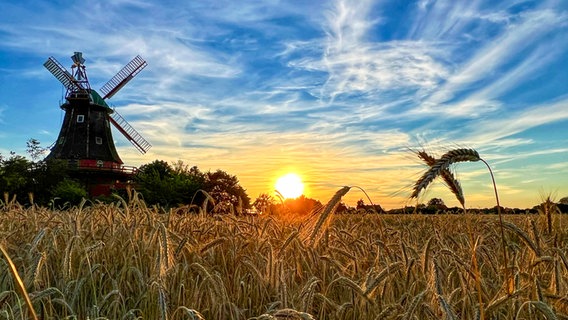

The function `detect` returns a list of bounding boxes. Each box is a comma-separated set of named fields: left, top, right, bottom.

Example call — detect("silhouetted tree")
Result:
left=205, top=169, right=251, bottom=212
left=281, top=195, right=322, bottom=216
left=253, top=193, right=275, bottom=214
left=427, top=198, right=446, bottom=208
left=0, top=153, right=32, bottom=202
left=26, top=138, right=48, bottom=161
left=31, top=158, right=70, bottom=205
left=355, top=198, right=384, bottom=214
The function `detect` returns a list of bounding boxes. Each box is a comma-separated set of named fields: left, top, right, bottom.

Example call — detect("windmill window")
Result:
left=77, top=115, right=85, bottom=123
left=95, top=137, right=103, bottom=145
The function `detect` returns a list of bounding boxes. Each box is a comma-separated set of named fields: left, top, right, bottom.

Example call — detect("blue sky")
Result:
left=1, top=0, right=567, bottom=209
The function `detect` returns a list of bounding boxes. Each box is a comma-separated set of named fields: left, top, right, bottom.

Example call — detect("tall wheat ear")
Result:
left=414, top=149, right=465, bottom=210
left=302, top=185, right=383, bottom=247
left=305, top=186, right=351, bottom=246
left=411, top=148, right=480, bottom=200
left=411, top=147, right=511, bottom=295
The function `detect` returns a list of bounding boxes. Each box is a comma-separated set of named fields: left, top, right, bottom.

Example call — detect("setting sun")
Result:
left=275, top=173, right=304, bottom=199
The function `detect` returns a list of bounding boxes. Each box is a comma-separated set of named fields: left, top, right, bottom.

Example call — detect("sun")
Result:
left=275, top=173, right=304, bottom=199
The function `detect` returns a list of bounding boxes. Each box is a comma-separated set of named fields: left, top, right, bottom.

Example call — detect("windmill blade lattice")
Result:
left=109, top=109, right=152, bottom=154
left=100, top=55, right=147, bottom=99
left=44, top=57, right=85, bottom=91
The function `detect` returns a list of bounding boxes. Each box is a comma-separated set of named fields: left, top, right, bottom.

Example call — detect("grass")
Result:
left=1, top=194, right=567, bottom=319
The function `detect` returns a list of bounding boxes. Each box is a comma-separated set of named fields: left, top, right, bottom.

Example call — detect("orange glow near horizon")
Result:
left=275, top=173, right=304, bottom=199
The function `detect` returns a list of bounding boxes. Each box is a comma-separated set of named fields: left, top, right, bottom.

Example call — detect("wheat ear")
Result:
left=412, top=148, right=480, bottom=199
left=416, top=150, right=465, bottom=209
left=307, top=186, right=351, bottom=246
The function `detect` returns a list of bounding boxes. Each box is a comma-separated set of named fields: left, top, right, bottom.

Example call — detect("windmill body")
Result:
left=44, top=52, right=150, bottom=196
left=48, top=90, right=123, bottom=167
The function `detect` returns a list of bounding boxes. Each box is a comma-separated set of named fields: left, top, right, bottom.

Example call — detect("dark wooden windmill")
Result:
left=44, top=52, right=151, bottom=196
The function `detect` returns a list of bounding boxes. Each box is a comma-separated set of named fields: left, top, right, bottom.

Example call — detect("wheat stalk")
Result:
left=172, top=306, right=206, bottom=319
left=402, top=290, right=427, bottom=320
left=516, top=301, right=557, bottom=319
left=0, top=244, right=39, bottom=320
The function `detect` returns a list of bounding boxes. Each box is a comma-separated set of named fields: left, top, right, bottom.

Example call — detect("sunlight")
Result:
left=275, top=173, right=304, bottom=199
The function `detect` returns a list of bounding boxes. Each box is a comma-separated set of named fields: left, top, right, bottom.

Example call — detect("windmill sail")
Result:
left=109, top=109, right=152, bottom=154
left=44, top=57, right=85, bottom=91
left=100, top=55, right=147, bottom=99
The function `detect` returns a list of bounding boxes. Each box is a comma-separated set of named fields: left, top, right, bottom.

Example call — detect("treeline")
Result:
left=0, top=142, right=250, bottom=211
left=135, top=160, right=250, bottom=212
left=3, top=140, right=567, bottom=214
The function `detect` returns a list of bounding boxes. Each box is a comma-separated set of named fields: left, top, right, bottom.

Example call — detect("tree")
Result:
left=135, top=160, right=204, bottom=207
left=281, top=195, right=322, bottom=216
left=0, top=153, right=33, bottom=202
left=419, top=198, right=448, bottom=214
left=1, top=147, right=68, bottom=206
left=205, top=169, right=251, bottom=212
left=135, top=161, right=253, bottom=211
left=253, top=193, right=275, bottom=214
left=51, top=179, right=87, bottom=207
left=29, top=158, right=69, bottom=205
left=427, top=198, right=446, bottom=208
left=26, top=138, right=48, bottom=161
left=138, top=160, right=173, bottom=180
left=355, top=198, right=384, bottom=214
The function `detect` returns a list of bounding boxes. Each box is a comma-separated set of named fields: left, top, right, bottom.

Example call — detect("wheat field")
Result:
left=0, top=195, right=567, bottom=319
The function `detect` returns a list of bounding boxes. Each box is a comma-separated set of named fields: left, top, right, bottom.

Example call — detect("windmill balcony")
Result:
left=71, top=159, right=138, bottom=175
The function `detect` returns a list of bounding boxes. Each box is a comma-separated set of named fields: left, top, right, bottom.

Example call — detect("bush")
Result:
left=51, top=179, right=87, bottom=206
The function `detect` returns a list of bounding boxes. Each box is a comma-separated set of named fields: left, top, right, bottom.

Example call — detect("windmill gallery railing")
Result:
left=68, top=159, right=139, bottom=175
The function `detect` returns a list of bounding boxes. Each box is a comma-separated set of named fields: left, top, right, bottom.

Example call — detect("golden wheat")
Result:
left=0, top=196, right=566, bottom=319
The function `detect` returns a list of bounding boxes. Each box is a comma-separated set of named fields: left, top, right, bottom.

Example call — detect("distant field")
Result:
left=0, top=198, right=567, bottom=319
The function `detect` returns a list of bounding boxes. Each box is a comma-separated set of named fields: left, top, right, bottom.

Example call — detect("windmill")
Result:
left=44, top=52, right=151, bottom=195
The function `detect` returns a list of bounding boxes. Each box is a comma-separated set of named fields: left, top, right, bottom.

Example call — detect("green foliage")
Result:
left=1, top=142, right=69, bottom=206
left=0, top=153, right=31, bottom=195
left=135, top=160, right=203, bottom=207
left=1, top=146, right=251, bottom=211
left=134, top=160, right=251, bottom=211
left=29, top=159, right=69, bottom=204
left=51, top=179, right=87, bottom=206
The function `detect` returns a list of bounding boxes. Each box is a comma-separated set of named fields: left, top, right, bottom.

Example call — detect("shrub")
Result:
left=51, top=179, right=87, bottom=206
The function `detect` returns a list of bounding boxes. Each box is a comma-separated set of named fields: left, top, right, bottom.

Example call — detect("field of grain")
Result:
left=1, top=195, right=567, bottom=319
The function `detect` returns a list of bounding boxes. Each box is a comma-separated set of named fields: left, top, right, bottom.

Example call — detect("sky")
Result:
left=0, top=0, right=567, bottom=209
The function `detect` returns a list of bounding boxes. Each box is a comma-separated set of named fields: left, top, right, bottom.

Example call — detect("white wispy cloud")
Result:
left=419, top=8, right=566, bottom=114
left=464, top=98, right=568, bottom=144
